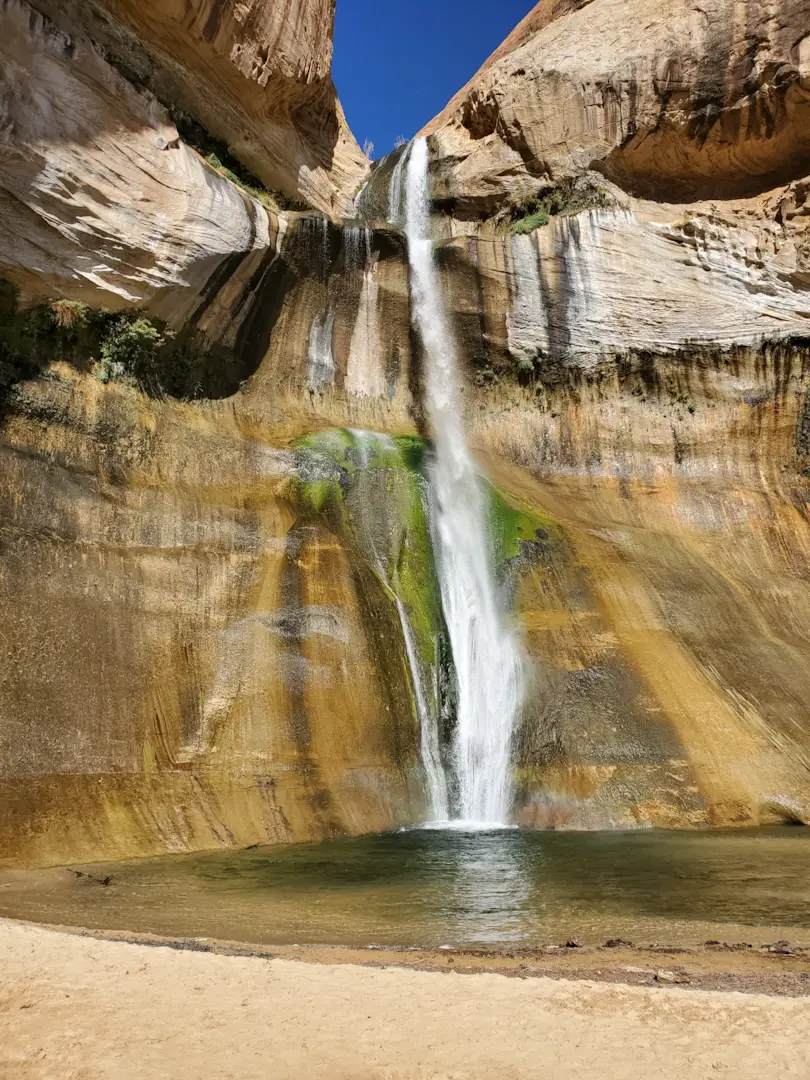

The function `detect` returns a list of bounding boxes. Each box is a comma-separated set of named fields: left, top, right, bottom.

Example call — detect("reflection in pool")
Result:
left=1, top=827, right=809, bottom=948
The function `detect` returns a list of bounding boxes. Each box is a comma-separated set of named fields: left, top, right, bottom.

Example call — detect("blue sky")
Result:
left=333, top=0, right=536, bottom=160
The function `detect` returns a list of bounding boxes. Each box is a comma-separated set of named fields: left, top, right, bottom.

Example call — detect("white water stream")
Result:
left=346, top=430, right=450, bottom=822
left=402, top=138, right=524, bottom=827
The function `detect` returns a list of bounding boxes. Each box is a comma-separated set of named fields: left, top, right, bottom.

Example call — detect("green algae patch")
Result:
left=393, top=435, right=429, bottom=472
left=487, top=484, right=561, bottom=566
left=289, top=429, right=444, bottom=678
left=291, top=428, right=560, bottom=590
left=287, top=429, right=557, bottom=755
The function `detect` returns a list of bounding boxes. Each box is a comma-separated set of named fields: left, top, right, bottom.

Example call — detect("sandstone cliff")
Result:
left=2, top=0, right=810, bottom=867
left=30, top=0, right=367, bottom=214
left=424, top=0, right=810, bottom=214
left=0, top=0, right=366, bottom=317
left=0, top=0, right=276, bottom=314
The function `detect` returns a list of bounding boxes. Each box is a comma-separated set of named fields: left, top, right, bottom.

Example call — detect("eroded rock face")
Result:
left=3, top=200, right=810, bottom=862
left=0, top=0, right=368, bottom=317
left=424, top=0, right=810, bottom=215
left=28, top=0, right=367, bottom=214
left=0, top=0, right=280, bottom=313
left=3, top=0, right=810, bottom=866
left=0, top=381, right=426, bottom=866
left=445, top=198, right=810, bottom=368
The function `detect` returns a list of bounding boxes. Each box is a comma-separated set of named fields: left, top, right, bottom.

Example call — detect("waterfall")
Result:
left=301, top=215, right=331, bottom=278
left=403, top=138, right=524, bottom=827
left=388, top=149, right=409, bottom=227
left=347, top=429, right=450, bottom=821
left=307, top=308, right=335, bottom=390
left=344, top=226, right=372, bottom=273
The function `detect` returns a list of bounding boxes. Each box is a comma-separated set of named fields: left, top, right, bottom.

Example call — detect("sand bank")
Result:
left=1, top=918, right=809, bottom=1079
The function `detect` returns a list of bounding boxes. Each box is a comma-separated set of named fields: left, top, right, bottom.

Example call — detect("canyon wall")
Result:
left=26, top=0, right=367, bottom=215
left=0, top=383, right=426, bottom=865
left=2, top=0, right=810, bottom=865
left=0, top=0, right=366, bottom=316
left=423, top=0, right=810, bottom=214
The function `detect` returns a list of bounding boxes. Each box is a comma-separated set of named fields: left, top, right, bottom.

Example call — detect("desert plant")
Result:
left=506, top=176, right=612, bottom=235
left=96, top=315, right=167, bottom=389
left=49, top=299, right=89, bottom=329
left=512, top=211, right=550, bottom=235
left=0, top=279, right=243, bottom=404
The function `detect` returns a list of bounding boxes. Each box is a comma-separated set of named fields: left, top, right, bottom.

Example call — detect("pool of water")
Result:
left=2, top=827, right=809, bottom=948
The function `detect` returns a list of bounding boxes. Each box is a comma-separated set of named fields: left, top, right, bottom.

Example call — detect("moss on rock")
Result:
left=289, top=429, right=560, bottom=696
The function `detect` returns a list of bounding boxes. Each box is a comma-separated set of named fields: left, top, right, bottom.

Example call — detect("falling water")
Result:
left=347, top=430, right=449, bottom=821
left=403, top=138, right=524, bottom=827
left=388, top=148, right=409, bottom=228
left=307, top=308, right=335, bottom=390
left=301, top=215, right=331, bottom=278
left=344, top=226, right=373, bottom=272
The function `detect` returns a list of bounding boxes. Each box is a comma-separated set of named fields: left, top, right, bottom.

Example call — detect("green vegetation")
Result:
left=0, top=279, right=229, bottom=403
left=292, top=430, right=560, bottom=573
left=392, top=435, right=429, bottom=472
left=288, top=428, right=563, bottom=753
left=517, top=357, right=536, bottom=379
left=96, top=315, right=166, bottom=387
left=487, top=484, right=560, bottom=566
left=203, top=153, right=285, bottom=213
left=512, top=211, right=550, bottom=235
left=290, top=430, right=443, bottom=676
left=171, top=111, right=308, bottom=213
left=290, top=429, right=561, bottom=662
left=506, top=176, right=612, bottom=236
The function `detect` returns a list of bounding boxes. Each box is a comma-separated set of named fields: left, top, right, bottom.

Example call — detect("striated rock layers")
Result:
left=0, top=0, right=366, bottom=314
left=423, top=0, right=810, bottom=215
left=2, top=0, right=810, bottom=866
left=0, top=0, right=271, bottom=314
left=29, top=0, right=367, bottom=214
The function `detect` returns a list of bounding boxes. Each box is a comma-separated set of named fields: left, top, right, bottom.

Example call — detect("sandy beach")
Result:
left=1, top=919, right=809, bottom=1079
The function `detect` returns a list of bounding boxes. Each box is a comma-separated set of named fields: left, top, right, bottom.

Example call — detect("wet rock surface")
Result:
left=2, top=0, right=810, bottom=862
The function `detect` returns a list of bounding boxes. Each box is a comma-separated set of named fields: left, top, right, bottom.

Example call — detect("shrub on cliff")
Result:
left=0, top=280, right=231, bottom=405
left=512, top=210, right=550, bottom=235
left=506, top=176, right=612, bottom=235
left=96, top=315, right=167, bottom=388
left=0, top=284, right=94, bottom=396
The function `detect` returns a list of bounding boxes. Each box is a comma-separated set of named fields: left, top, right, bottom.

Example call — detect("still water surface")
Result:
left=2, top=828, right=809, bottom=947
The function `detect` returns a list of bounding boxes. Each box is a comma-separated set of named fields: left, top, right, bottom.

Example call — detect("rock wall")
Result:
left=0, top=0, right=272, bottom=314
left=3, top=194, right=810, bottom=864
left=0, top=380, right=427, bottom=867
left=27, top=0, right=367, bottom=214
left=0, top=0, right=367, bottom=318
left=3, top=0, right=810, bottom=866
left=423, top=0, right=810, bottom=215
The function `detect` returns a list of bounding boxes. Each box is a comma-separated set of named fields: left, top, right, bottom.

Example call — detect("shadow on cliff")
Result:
left=16, top=0, right=350, bottom=213
left=598, top=39, right=810, bottom=202
left=0, top=279, right=254, bottom=416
